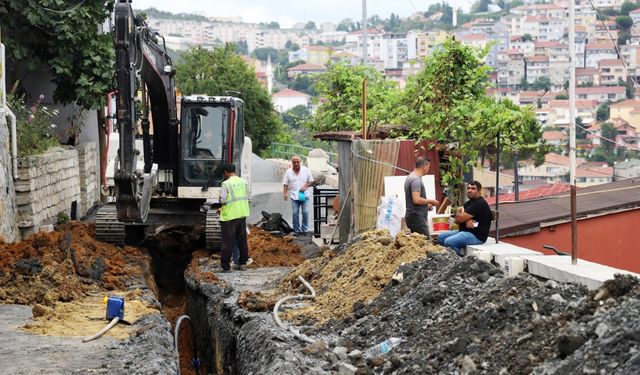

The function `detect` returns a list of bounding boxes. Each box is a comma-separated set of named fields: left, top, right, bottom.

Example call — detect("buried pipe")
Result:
left=174, top=315, right=201, bottom=375
left=82, top=317, right=120, bottom=343
left=273, top=276, right=316, bottom=344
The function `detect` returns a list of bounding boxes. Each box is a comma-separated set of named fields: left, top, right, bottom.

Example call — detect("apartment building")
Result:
left=598, top=59, right=626, bottom=86
left=585, top=43, right=618, bottom=68
left=576, top=68, right=600, bottom=85
left=380, top=33, right=408, bottom=69
left=576, top=86, right=626, bottom=103
left=406, top=30, right=448, bottom=60
left=609, top=99, right=640, bottom=129
left=525, top=55, right=550, bottom=83
left=547, top=99, right=599, bottom=129
left=522, top=16, right=564, bottom=40
left=497, top=49, right=525, bottom=89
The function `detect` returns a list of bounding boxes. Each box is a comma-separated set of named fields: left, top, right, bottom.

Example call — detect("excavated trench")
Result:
left=143, top=226, right=318, bottom=375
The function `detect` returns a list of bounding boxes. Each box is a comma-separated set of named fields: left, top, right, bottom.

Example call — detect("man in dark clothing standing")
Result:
left=404, top=157, right=440, bottom=237
left=437, top=180, right=492, bottom=256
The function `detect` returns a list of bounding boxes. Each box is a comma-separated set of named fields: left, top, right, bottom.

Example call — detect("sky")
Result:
left=131, top=0, right=471, bottom=28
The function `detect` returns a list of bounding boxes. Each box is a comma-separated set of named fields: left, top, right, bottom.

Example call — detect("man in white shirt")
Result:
left=283, top=155, right=315, bottom=236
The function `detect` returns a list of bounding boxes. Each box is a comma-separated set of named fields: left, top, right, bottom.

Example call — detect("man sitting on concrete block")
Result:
left=437, top=180, right=492, bottom=256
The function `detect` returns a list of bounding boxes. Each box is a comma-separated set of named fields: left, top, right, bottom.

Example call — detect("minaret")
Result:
left=267, top=55, right=273, bottom=94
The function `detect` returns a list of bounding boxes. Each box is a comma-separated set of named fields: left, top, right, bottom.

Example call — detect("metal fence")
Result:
left=269, top=142, right=338, bottom=164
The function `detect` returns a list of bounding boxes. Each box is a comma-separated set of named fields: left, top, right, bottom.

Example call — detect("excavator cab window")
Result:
left=181, top=105, right=225, bottom=186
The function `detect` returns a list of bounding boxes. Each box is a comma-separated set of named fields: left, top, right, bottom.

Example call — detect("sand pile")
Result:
left=239, top=230, right=442, bottom=324
left=0, top=221, right=153, bottom=306
left=22, top=290, right=158, bottom=339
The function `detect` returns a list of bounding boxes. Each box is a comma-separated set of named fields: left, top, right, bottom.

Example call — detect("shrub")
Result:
left=7, top=88, right=60, bottom=157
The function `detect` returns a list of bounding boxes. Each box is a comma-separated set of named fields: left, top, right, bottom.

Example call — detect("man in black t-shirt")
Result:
left=437, top=180, right=492, bottom=256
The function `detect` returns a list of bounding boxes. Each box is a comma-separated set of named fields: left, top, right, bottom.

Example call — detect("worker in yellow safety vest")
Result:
left=219, top=163, right=251, bottom=272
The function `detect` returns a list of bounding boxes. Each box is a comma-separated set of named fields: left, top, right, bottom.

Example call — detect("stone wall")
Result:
left=0, top=112, right=19, bottom=242
left=14, top=142, right=99, bottom=237
left=76, top=142, right=99, bottom=215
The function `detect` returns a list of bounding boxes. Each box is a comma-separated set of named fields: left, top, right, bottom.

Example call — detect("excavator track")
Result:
left=96, top=205, right=125, bottom=245
left=205, top=209, right=222, bottom=251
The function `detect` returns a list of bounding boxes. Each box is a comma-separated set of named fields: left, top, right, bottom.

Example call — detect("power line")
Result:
left=585, top=0, right=639, bottom=90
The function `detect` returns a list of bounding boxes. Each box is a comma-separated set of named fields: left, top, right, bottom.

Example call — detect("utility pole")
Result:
left=569, top=0, right=578, bottom=265
left=362, top=0, right=367, bottom=65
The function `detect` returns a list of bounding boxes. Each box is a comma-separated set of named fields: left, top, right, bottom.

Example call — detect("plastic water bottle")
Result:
left=363, top=337, right=402, bottom=358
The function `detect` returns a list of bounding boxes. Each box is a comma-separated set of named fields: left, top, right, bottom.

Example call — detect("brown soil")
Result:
left=0, top=221, right=154, bottom=306
left=247, top=226, right=304, bottom=267
left=239, top=230, right=443, bottom=324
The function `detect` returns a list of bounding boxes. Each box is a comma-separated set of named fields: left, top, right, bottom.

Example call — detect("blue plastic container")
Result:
left=298, top=191, right=306, bottom=202
left=106, top=296, right=125, bottom=320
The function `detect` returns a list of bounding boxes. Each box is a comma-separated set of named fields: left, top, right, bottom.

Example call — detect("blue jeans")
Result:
left=437, top=230, right=483, bottom=256
left=291, top=198, right=310, bottom=233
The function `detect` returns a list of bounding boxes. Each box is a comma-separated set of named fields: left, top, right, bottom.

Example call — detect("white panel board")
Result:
left=383, top=175, right=436, bottom=212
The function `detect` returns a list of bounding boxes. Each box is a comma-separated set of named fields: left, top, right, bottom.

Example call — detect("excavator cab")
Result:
left=178, top=95, right=245, bottom=193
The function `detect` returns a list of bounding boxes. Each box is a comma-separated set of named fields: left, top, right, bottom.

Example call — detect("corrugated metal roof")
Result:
left=492, top=179, right=640, bottom=237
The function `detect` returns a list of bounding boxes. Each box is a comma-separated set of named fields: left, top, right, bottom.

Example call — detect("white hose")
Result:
left=82, top=317, right=120, bottom=343
left=273, top=276, right=316, bottom=344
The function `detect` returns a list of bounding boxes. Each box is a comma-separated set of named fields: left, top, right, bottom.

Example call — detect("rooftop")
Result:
left=492, top=179, right=640, bottom=237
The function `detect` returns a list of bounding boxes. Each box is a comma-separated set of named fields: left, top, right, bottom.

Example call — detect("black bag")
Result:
left=259, top=211, right=293, bottom=234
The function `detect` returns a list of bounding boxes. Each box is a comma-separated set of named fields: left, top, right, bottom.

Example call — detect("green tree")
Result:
left=1, top=0, right=115, bottom=109
left=290, top=75, right=316, bottom=96
left=621, top=1, right=640, bottom=15
left=281, top=105, right=311, bottom=129
left=530, top=76, right=551, bottom=91
left=471, top=0, right=492, bottom=13
left=176, top=45, right=282, bottom=153
left=555, top=93, right=569, bottom=100
left=234, top=40, right=249, bottom=55
left=522, top=33, right=533, bottom=41
left=305, top=21, right=317, bottom=30
left=311, top=62, right=400, bottom=132
left=251, top=47, right=279, bottom=62
left=596, top=102, right=610, bottom=121
left=337, top=18, right=356, bottom=32
left=400, top=38, right=545, bottom=189
left=616, top=15, right=634, bottom=30
left=520, top=77, right=530, bottom=90
left=576, top=117, right=588, bottom=140
left=601, top=122, right=618, bottom=151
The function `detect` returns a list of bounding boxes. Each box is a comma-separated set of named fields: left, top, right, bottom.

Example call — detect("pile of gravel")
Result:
left=309, top=253, right=639, bottom=374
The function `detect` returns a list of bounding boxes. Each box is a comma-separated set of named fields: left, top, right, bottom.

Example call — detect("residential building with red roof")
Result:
left=575, top=86, right=625, bottom=103
left=609, top=99, right=640, bottom=129
left=271, top=89, right=310, bottom=113
left=286, top=63, right=327, bottom=78
left=598, top=59, right=625, bottom=86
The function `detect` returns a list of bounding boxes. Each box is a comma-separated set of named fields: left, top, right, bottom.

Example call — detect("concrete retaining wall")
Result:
left=14, top=142, right=98, bottom=237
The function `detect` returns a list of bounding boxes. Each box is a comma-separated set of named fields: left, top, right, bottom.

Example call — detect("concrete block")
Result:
left=504, top=256, right=526, bottom=277
left=472, top=249, right=493, bottom=263
left=466, top=242, right=543, bottom=269
left=520, top=255, right=640, bottom=290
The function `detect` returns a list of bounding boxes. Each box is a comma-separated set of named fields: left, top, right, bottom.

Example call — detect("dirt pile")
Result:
left=240, top=230, right=442, bottom=323
left=316, top=252, right=640, bottom=374
left=0, top=221, right=153, bottom=306
left=248, top=226, right=305, bottom=267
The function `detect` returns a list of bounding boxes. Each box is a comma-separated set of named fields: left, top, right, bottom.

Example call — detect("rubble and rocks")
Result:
left=309, top=251, right=639, bottom=374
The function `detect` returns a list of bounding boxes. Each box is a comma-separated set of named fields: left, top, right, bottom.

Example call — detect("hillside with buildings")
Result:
left=143, top=0, right=640, bottom=194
